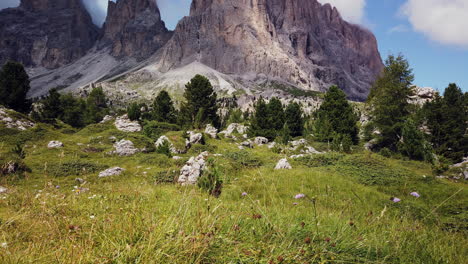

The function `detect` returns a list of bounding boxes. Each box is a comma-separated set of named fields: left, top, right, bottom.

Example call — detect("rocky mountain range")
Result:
left=0, top=0, right=384, bottom=101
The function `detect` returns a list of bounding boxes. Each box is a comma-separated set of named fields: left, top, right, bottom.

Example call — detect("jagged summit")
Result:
left=156, top=0, right=383, bottom=100
left=100, top=0, right=173, bottom=60
left=0, top=0, right=99, bottom=69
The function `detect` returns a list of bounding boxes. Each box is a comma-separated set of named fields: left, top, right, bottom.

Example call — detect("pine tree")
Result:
left=440, top=84, right=467, bottom=162
left=40, top=88, right=62, bottom=122
left=0, top=61, right=31, bottom=113
left=398, top=118, right=433, bottom=161
left=152, top=90, right=177, bottom=123
left=183, top=75, right=219, bottom=128
left=85, top=87, right=108, bottom=124
left=267, top=97, right=285, bottom=131
left=284, top=102, right=304, bottom=137
left=60, top=94, right=86, bottom=128
left=249, top=97, right=276, bottom=140
left=314, top=86, right=359, bottom=143
left=369, top=54, right=415, bottom=151
left=127, top=102, right=141, bottom=121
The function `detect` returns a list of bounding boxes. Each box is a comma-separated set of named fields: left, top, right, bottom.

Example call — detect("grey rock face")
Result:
left=99, top=167, right=125, bottom=178
left=0, top=0, right=99, bottom=69
left=156, top=0, right=384, bottom=101
left=205, top=124, right=218, bottom=139
left=100, top=0, right=172, bottom=60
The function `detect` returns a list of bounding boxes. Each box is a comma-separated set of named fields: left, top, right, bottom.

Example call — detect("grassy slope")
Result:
left=0, top=122, right=467, bottom=263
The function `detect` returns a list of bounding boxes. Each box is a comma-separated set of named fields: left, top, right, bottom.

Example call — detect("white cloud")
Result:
left=402, top=0, right=468, bottom=48
left=319, top=0, right=366, bottom=24
left=388, top=24, right=410, bottom=34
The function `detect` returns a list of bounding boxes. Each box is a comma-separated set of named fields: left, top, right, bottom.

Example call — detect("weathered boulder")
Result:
left=100, top=115, right=114, bottom=123
left=205, top=124, right=218, bottom=139
left=114, top=114, right=142, bottom=132
left=48, top=141, right=64, bottom=149
left=275, top=159, right=292, bottom=170
left=0, top=186, right=8, bottom=193
left=254, top=137, right=269, bottom=145
left=112, top=139, right=139, bottom=156
left=220, top=123, right=249, bottom=137
left=178, top=152, right=209, bottom=185
left=240, top=140, right=254, bottom=148
left=268, top=142, right=277, bottom=149
left=99, top=167, right=125, bottom=178
left=186, top=131, right=203, bottom=147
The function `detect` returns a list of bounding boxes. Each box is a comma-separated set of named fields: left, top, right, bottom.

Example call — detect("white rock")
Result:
left=48, top=141, right=64, bottom=149
left=114, top=114, right=142, bottom=132
left=254, top=137, right=269, bottom=145
left=172, top=156, right=182, bottom=160
left=220, top=123, right=249, bottom=137
left=268, top=142, right=277, bottom=149
left=100, top=115, right=114, bottom=123
left=205, top=124, right=218, bottom=139
left=275, top=158, right=292, bottom=170
left=99, top=167, right=125, bottom=178
left=290, top=154, right=306, bottom=159
left=0, top=186, right=8, bottom=193
left=186, top=131, right=203, bottom=147
left=240, top=140, right=253, bottom=148
left=112, top=139, right=139, bottom=156
left=155, top=136, right=178, bottom=153
left=0, top=107, right=35, bottom=130
left=178, top=152, right=209, bottom=185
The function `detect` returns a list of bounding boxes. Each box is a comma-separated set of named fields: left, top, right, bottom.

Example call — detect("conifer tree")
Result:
left=182, top=75, right=219, bottom=128
left=0, top=61, right=31, bottom=113
left=249, top=97, right=276, bottom=139
left=152, top=90, right=177, bottom=123
left=85, top=87, right=108, bottom=124
left=284, top=102, right=304, bottom=137
left=127, top=102, right=141, bottom=121
left=40, top=88, right=62, bottom=122
left=398, top=118, right=433, bottom=161
left=314, top=86, right=359, bottom=143
left=267, top=97, right=285, bottom=131
left=368, top=54, right=415, bottom=150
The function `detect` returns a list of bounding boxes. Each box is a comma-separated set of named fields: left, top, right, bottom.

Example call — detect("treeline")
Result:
left=1, top=59, right=466, bottom=164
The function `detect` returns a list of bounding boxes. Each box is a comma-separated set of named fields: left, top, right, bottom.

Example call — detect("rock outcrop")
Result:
left=114, top=114, right=142, bottom=132
left=156, top=0, right=384, bottom=100
left=205, top=124, right=218, bottom=138
left=0, top=107, right=35, bottom=130
left=0, top=0, right=99, bottom=69
left=111, top=139, right=139, bottom=156
left=275, top=158, right=292, bottom=170
left=100, top=0, right=172, bottom=60
left=178, top=152, right=209, bottom=185
left=99, top=167, right=125, bottom=178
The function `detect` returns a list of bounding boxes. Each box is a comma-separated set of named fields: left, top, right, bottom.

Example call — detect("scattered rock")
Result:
left=205, top=124, right=218, bottom=138
left=75, top=178, right=85, bottom=184
left=48, top=141, right=64, bottom=149
left=114, top=114, right=142, bottom=132
left=0, top=186, right=8, bottom=193
left=290, top=139, right=308, bottom=149
left=172, top=156, right=182, bottom=160
left=108, top=136, right=117, bottom=142
left=98, top=167, right=125, bottom=178
left=100, top=115, right=114, bottom=123
left=451, top=157, right=468, bottom=168
left=111, top=139, right=139, bottom=156
left=186, top=131, right=203, bottom=147
left=0, top=107, right=35, bottom=130
left=268, top=142, right=277, bottom=149
left=178, top=152, right=209, bottom=185
left=240, top=140, right=254, bottom=148
left=220, top=123, right=249, bottom=137
left=275, top=159, right=292, bottom=170
left=254, top=137, right=269, bottom=145
left=290, top=154, right=306, bottom=159
left=364, top=139, right=378, bottom=151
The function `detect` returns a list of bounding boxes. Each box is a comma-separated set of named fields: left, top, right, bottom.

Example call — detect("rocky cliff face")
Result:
left=0, top=0, right=99, bottom=69
left=100, top=0, right=173, bottom=60
left=156, top=0, right=383, bottom=100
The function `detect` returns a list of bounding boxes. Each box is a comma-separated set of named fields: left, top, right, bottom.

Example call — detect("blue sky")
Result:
left=1, top=0, right=467, bottom=92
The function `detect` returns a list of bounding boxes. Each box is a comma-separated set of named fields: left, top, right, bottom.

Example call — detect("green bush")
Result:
left=143, top=121, right=180, bottom=141
left=127, top=103, right=141, bottom=121
left=156, top=139, right=172, bottom=158
left=48, top=161, right=108, bottom=177
left=197, top=158, right=223, bottom=197
left=379, top=147, right=392, bottom=158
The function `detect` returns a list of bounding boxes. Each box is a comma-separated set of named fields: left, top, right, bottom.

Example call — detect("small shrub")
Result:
left=143, top=121, right=180, bottom=141
left=198, top=158, right=223, bottom=197
left=11, top=143, right=26, bottom=159
left=48, top=161, right=108, bottom=177
left=379, top=147, right=392, bottom=158
left=156, top=139, right=172, bottom=158
left=127, top=103, right=141, bottom=121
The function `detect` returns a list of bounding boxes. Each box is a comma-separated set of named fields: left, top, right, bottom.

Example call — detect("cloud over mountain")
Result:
left=319, top=0, right=366, bottom=24
left=402, top=0, right=468, bottom=48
